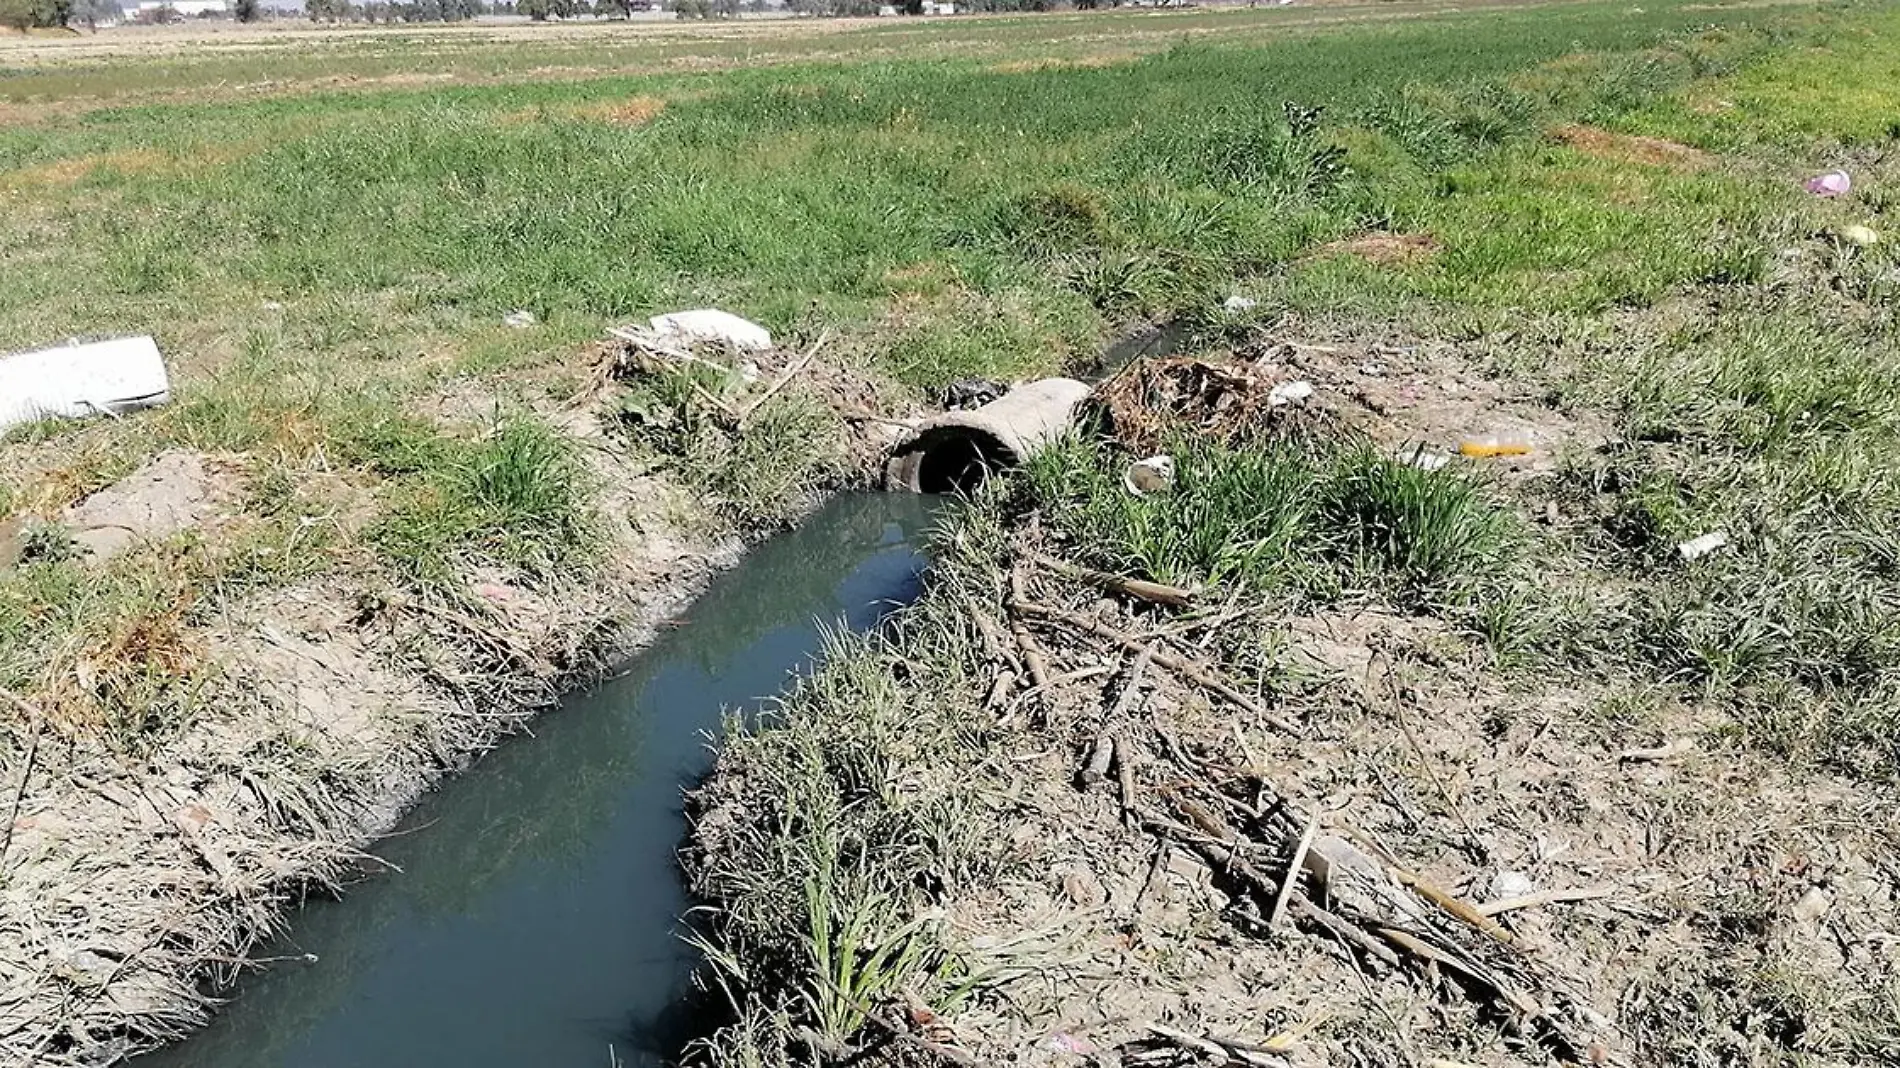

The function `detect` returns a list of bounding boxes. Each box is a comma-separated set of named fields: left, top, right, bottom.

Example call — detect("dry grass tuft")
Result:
left=1312, top=231, right=1444, bottom=267
left=0, top=148, right=172, bottom=190
left=1553, top=124, right=1712, bottom=170
left=580, top=94, right=669, bottom=127
left=987, top=52, right=1136, bottom=74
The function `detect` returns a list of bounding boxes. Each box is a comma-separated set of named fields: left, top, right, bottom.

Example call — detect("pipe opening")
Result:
left=889, top=426, right=1018, bottom=495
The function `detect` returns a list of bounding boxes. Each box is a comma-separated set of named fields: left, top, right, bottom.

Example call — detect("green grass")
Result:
left=1025, top=434, right=1523, bottom=611
left=373, top=413, right=597, bottom=584
left=0, top=0, right=1896, bottom=759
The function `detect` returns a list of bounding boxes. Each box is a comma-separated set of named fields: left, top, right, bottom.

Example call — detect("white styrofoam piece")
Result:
left=0, top=336, right=170, bottom=434
left=646, top=309, right=772, bottom=352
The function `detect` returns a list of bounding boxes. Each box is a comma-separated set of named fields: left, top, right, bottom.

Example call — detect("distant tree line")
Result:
left=307, top=0, right=483, bottom=19
left=304, top=0, right=692, bottom=18
left=0, top=0, right=70, bottom=29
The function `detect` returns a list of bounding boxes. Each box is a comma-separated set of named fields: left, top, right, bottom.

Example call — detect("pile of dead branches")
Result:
left=1092, top=355, right=1335, bottom=455
left=933, top=539, right=1611, bottom=1067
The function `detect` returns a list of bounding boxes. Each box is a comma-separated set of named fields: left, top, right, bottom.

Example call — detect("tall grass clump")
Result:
left=373, top=414, right=596, bottom=585
left=1024, top=436, right=1320, bottom=592
left=687, top=552, right=1011, bottom=1064
left=1319, top=444, right=1518, bottom=604
left=1024, top=435, right=1525, bottom=612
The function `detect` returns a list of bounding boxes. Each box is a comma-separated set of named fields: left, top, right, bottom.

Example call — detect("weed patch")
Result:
left=373, top=414, right=596, bottom=586
left=1024, top=435, right=1524, bottom=612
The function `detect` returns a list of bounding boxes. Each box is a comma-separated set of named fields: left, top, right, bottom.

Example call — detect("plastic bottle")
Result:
left=1457, top=432, right=1533, bottom=458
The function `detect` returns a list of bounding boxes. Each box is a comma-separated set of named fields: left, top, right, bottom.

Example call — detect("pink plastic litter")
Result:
left=1044, top=1032, right=1094, bottom=1054
left=1805, top=170, right=1851, bottom=197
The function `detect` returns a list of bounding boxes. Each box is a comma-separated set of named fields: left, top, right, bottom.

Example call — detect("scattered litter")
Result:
left=647, top=308, right=772, bottom=351
left=0, top=336, right=170, bottom=435
left=1840, top=224, right=1881, bottom=247
left=1123, top=455, right=1176, bottom=496
left=1804, top=170, right=1851, bottom=197
left=1487, top=869, right=1538, bottom=903
left=261, top=300, right=284, bottom=312
left=1457, top=432, right=1532, bottom=459
left=1677, top=530, right=1729, bottom=561
left=1358, top=360, right=1386, bottom=377
left=1303, top=834, right=1387, bottom=900
left=942, top=378, right=1008, bottom=411
left=1619, top=737, right=1694, bottom=764
left=1395, top=444, right=1453, bottom=471
left=1792, top=886, right=1833, bottom=926
left=1222, top=295, right=1259, bottom=313
left=502, top=309, right=537, bottom=328
left=1268, top=379, right=1315, bottom=407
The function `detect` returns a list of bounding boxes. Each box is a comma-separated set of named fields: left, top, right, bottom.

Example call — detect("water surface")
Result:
left=137, top=493, right=937, bottom=1068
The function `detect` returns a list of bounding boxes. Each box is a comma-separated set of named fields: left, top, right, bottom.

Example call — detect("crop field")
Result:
left=2, top=0, right=1899, bottom=1063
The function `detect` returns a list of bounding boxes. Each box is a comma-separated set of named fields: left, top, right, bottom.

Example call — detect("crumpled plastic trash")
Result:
left=1804, top=170, right=1851, bottom=197
left=1840, top=224, right=1881, bottom=247
left=1222, top=294, right=1259, bottom=313
left=648, top=308, right=773, bottom=351
left=1458, top=431, right=1533, bottom=458
left=1269, top=379, right=1314, bottom=406
left=1123, top=454, right=1175, bottom=496
left=1396, top=446, right=1452, bottom=471
left=1677, top=530, right=1729, bottom=561
left=503, top=309, right=537, bottom=328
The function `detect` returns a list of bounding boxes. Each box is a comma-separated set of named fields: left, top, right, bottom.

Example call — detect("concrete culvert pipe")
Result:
left=886, top=378, right=1092, bottom=494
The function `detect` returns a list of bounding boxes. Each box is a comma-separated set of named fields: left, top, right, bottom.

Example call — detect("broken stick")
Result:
left=1032, top=552, right=1196, bottom=608
left=1013, top=600, right=1295, bottom=734
left=1476, top=885, right=1615, bottom=917
left=1006, top=570, right=1053, bottom=691
left=738, top=330, right=828, bottom=426
left=1113, top=734, right=1138, bottom=828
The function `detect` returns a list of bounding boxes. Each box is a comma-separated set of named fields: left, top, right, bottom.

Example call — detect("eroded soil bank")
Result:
left=129, top=493, right=936, bottom=1068
left=685, top=322, right=1900, bottom=1068
left=0, top=334, right=914, bottom=1066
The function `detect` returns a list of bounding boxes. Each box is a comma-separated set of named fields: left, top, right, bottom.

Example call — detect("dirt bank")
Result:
left=684, top=325, right=1900, bottom=1068
left=0, top=334, right=909, bottom=1066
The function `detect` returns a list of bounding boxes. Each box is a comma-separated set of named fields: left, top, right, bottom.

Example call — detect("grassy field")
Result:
left=5, top=0, right=1895, bottom=723
left=2, top=0, right=1900, bottom=1061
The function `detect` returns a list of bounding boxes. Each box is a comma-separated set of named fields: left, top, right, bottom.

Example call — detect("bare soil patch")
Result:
left=62, top=451, right=238, bottom=562
left=1552, top=124, right=1712, bottom=171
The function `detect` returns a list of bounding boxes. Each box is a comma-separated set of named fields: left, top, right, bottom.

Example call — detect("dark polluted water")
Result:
left=135, top=492, right=941, bottom=1068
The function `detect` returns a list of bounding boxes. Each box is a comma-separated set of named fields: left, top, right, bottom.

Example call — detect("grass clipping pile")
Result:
left=688, top=353, right=1899, bottom=1068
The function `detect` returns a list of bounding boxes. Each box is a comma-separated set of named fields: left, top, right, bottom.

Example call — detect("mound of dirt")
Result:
left=1097, top=337, right=1610, bottom=478
left=63, top=451, right=237, bottom=561
left=1092, top=356, right=1338, bottom=454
